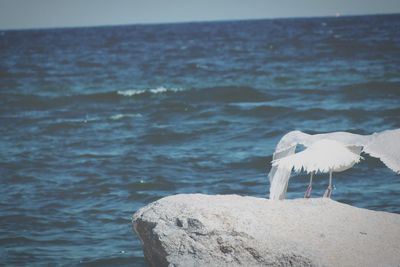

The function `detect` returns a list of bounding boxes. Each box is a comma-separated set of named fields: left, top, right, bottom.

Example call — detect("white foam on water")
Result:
left=117, top=86, right=181, bottom=96
left=117, top=89, right=146, bottom=96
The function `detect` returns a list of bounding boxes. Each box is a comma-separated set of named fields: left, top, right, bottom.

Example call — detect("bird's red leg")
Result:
left=323, top=171, right=333, bottom=198
left=304, top=172, right=313, bottom=198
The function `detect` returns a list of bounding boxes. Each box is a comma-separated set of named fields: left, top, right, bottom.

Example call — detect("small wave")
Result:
left=2, top=91, right=122, bottom=111
left=117, top=89, right=146, bottom=96
left=226, top=103, right=293, bottom=117
left=110, top=113, right=142, bottom=120
left=117, top=85, right=270, bottom=103
left=126, top=176, right=177, bottom=193
left=139, top=127, right=196, bottom=145
left=289, top=108, right=370, bottom=121
left=117, top=86, right=182, bottom=96
left=339, top=81, right=400, bottom=99
left=76, top=60, right=103, bottom=68
left=184, top=86, right=270, bottom=103
left=228, top=155, right=272, bottom=171
left=79, top=255, right=142, bottom=267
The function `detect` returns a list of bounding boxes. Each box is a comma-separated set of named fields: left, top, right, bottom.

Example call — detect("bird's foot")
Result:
left=304, top=185, right=312, bottom=198
left=323, top=187, right=332, bottom=198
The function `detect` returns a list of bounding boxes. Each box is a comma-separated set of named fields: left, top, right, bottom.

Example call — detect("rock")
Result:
left=132, top=194, right=400, bottom=267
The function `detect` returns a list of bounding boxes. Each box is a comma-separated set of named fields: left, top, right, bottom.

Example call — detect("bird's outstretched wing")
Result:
left=268, top=144, right=296, bottom=200
left=363, top=129, right=400, bottom=174
left=268, top=129, right=400, bottom=200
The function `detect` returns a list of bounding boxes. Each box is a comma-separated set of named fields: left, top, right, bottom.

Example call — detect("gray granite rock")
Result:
left=132, top=194, right=400, bottom=267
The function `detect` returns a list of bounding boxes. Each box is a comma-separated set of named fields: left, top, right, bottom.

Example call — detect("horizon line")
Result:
left=1, top=11, right=399, bottom=32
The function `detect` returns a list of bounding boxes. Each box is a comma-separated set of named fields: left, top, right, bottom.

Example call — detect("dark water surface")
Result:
left=1, top=14, right=400, bottom=266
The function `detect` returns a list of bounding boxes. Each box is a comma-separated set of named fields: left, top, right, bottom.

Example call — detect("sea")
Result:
left=1, top=14, right=399, bottom=266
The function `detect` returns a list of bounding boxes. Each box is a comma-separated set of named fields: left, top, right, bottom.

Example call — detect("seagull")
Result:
left=272, top=139, right=363, bottom=198
left=268, top=129, right=400, bottom=200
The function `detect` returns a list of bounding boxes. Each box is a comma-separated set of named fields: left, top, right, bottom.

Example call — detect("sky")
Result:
left=0, top=0, right=399, bottom=30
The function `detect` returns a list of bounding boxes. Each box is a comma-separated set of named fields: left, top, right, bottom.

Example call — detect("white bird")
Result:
left=272, top=139, right=363, bottom=198
left=268, top=129, right=400, bottom=200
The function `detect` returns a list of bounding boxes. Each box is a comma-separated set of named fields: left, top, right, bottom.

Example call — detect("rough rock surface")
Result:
left=132, top=194, right=400, bottom=267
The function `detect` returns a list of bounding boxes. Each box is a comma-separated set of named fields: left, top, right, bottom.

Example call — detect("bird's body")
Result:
left=272, top=139, right=362, bottom=174
left=269, top=129, right=400, bottom=200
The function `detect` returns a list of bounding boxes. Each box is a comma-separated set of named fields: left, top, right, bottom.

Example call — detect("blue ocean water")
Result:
left=1, top=14, right=400, bottom=266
